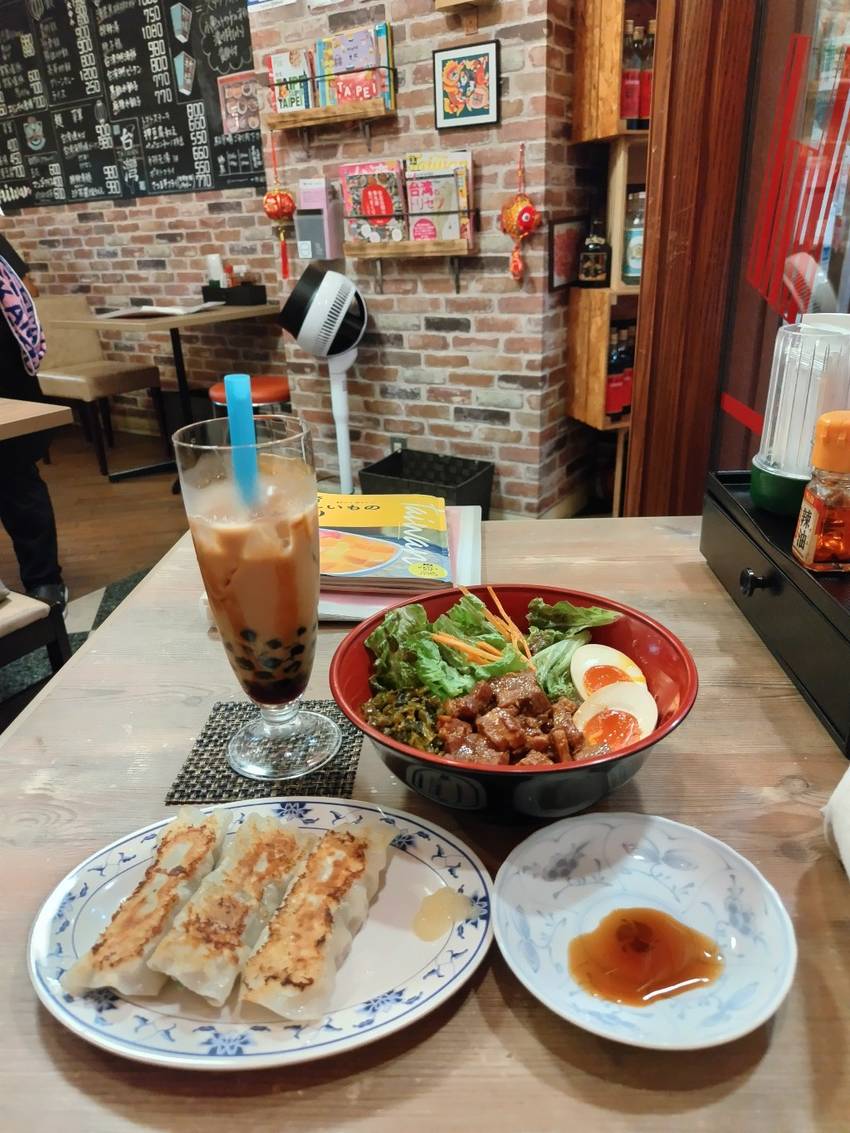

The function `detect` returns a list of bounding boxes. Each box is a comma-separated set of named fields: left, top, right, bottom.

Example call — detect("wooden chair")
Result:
left=36, top=295, right=170, bottom=476
left=0, top=591, right=71, bottom=729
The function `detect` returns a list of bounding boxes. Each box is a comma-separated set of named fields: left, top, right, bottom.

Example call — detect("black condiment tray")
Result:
left=701, top=471, right=850, bottom=755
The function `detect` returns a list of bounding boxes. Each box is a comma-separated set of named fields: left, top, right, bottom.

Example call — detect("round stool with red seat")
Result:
left=208, top=374, right=291, bottom=416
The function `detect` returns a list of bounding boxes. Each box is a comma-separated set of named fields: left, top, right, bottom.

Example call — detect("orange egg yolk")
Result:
left=583, top=664, right=632, bottom=694
left=583, top=708, right=640, bottom=751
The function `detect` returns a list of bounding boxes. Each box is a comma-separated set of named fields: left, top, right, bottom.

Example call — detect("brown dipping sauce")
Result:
left=568, top=907, right=723, bottom=1007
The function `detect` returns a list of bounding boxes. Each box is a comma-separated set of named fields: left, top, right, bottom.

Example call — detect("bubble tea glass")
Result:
left=173, top=415, right=341, bottom=779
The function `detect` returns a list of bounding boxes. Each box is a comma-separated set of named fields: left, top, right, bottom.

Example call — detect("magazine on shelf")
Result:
left=315, top=22, right=394, bottom=110
left=319, top=505, right=482, bottom=622
left=404, top=150, right=473, bottom=243
left=339, top=159, right=407, bottom=243
left=264, top=49, right=314, bottom=112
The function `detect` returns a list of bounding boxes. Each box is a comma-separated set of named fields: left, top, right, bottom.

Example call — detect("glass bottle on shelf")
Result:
left=625, top=27, right=645, bottom=130
left=576, top=218, right=611, bottom=288
left=606, top=327, right=624, bottom=420
left=608, top=327, right=622, bottom=375
left=620, top=19, right=640, bottom=128
left=639, top=18, right=656, bottom=129
left=622, top=191, right=645, bottom=285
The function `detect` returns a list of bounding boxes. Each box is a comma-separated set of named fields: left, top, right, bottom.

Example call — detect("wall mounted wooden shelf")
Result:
left=344, top=239, right=471, bottom=293
left=265, top=99, right=393, bottom=152
left=607, top=135, right=646, bottom=295
left=344, top=239, right=469, bottom=259
left=434, top=0, right=486, bottom=31
left=572, top=0, right=655, bottom=143
left=566, top=287, right=636, bottom=431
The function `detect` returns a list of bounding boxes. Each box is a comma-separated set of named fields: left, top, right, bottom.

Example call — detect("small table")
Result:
left=0, top=397, right=71, bottom=441
left=50, top=304, right=280, bottom=483
left=2, top=517, right=849, bottom=1130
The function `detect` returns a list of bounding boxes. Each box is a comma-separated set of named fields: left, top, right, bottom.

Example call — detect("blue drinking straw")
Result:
left=224, top=373, right=258, bottom=507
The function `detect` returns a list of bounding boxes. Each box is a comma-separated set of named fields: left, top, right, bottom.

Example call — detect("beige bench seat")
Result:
left=36, top=295, right=168, bottom=476
left=0, top=591, right=49, bottom=635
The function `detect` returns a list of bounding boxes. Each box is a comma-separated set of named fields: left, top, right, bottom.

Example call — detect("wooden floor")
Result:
left=0, top=426, right=188, bottom=597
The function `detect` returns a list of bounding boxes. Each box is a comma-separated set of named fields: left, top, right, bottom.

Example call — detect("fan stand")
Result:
left=328, top=347, right=358, bottom=494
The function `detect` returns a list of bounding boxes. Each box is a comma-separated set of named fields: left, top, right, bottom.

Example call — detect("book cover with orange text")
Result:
left=317, top=493, right=450, bottom=592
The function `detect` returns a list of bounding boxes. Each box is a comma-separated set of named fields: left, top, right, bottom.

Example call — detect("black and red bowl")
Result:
left=330, top=584, right=698, bottom=821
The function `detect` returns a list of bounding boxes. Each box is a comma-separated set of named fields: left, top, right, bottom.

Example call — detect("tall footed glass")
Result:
left=173, top=416, right=341, bottom=780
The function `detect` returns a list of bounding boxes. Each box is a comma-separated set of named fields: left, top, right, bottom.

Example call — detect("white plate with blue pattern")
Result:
left=493, top=812, right=797, bottom=1050
left=28, top=798, right=493, bottom=1070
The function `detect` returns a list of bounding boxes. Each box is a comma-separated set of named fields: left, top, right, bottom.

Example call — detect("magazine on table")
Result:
left=97, top=302, right=226, bottom=319
left=319, top=505, right=482, bottom=622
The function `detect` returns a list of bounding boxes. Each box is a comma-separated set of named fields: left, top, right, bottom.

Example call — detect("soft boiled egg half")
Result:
left=572, top=682, right=659, bottom=752
left=571, top=643, right=647, bottom=701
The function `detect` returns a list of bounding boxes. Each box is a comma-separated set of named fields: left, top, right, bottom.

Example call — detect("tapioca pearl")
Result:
left=284, top=660, right=301, bottom=674
left=258, top=655, right=282, bottom=671
left=224, top=642, right=234, bottom=653
left=235, top=657, right=255, bottom=671
left=266, top=638, right=283, bottom=649
left=289, top=643, right=305, bottom=657
left=297, top=626, right=306, bottom=636
left=240, top=628, right=257, bottom=643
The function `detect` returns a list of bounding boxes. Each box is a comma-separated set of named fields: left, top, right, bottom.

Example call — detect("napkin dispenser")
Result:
left=701, top=471, right=850, bottom=755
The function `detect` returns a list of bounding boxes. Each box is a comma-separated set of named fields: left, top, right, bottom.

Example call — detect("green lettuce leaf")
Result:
left=365, top=603, right=430, bottom=691
left=532, top=633, right=590, bottom=700
left=527, top=597, right=619, bottom=653
left=470, top=644, right=529, bottom=682
left=410, top=638, right=474, bottom=700
left=432, top=593, right=504, bottom=649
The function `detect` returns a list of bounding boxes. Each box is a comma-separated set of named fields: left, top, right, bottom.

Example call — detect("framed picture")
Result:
left=433, top=40, right=500, bottom=130
left=548, top=215, right=586, bottom=291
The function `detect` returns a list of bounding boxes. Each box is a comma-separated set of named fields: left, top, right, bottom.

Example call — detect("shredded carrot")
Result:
left=455, top=586, right=536, bottom=671
left=476, top=641, right=503, bottom=658
left=431, top=633, right=496, bottom=666
left=487, top=586, right=536, bottom=670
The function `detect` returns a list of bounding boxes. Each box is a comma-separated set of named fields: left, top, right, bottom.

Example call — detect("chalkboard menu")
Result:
left=0, top=0, right=265, bottom=208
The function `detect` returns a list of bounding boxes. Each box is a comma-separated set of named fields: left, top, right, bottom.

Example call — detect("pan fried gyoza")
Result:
left=148, top=814, right=313, bottom=1006
left=240, top=821, right=394, bottom=1021
left=61, top=808, right=230, bottom=998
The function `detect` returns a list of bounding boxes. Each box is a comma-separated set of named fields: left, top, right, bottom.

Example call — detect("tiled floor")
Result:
left=65, top=588, right=105, bottom=634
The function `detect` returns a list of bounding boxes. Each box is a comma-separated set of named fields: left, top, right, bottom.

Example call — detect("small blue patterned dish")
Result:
left=493, top=812, right=796, bottom=1050
left=28, top=798, right=493, bottom=1070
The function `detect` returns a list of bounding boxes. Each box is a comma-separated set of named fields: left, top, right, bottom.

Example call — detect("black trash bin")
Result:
left=359, top=449, right=494, bottom=519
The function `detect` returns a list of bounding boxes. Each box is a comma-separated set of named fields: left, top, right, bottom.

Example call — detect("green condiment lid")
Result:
left=750, top=461, right=807, bottom=516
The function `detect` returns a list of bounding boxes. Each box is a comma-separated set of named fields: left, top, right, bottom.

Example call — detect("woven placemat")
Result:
left=165, top=700, right=363, bottom=805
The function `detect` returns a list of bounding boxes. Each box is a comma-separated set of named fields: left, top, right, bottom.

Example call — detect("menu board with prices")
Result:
left=0, top=0, right=264, bottom=209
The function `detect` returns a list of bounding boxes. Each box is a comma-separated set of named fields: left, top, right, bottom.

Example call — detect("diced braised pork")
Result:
left=516, top=751, right=555, bottom=767
left=453, top=734, right=508, bottom=766
left=490, top=671, right=550, bottom=715
left=443, top=680, right=494, bottom=721
left=551, top=698, right=584, bottom=755
left=476, top=707, right=526, bottom=752
left=551, top=697, right=579, bottom=725
left=437, top=715, right=472, bottom=754
left=549, top=727, right=572, bottom=763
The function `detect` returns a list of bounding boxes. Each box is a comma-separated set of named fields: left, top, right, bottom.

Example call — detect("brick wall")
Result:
left=0, top=188, right=284, bottom=435
left=1, top=0, right=593, bottom=516
left=250, top=0, right=593, bottom=516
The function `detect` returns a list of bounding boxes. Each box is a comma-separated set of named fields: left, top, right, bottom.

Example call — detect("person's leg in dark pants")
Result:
left=0, top=454, right=63, bottom=594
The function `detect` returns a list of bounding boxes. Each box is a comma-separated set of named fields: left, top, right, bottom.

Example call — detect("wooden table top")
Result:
left=2, top=517, right=848, bottom=1132
left=0, top=397, right=71, bottom=441
left=49, top=303, right=279, bottom=332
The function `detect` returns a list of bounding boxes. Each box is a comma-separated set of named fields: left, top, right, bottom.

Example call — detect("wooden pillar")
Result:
left=624, top=0, right=758, bottom=516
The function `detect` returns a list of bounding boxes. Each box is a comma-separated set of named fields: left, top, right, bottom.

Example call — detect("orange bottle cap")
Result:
left=812, top=410, right=850, bottom=474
